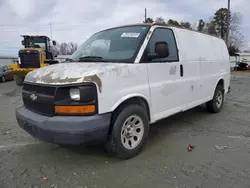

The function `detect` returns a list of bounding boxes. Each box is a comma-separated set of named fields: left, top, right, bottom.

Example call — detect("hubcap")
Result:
left=216, top=90, right=223, bottom=108
left=2, top=76, right=5, bottom=82
left=121, top=115, right=144, bottom=150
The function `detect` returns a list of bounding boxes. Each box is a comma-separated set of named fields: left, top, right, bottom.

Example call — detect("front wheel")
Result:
left=14, top=75, right=24, bottom=86
left=105, top=104, right=149, bottom=159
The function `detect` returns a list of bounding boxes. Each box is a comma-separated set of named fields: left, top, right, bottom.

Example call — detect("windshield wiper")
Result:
left=77, top=56, right=107, bottom=62
left=63, top=58, right=75, bottom=63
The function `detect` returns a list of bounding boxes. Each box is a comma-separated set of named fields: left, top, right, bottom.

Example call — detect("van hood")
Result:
left=25, top=62, right=129, bottom=92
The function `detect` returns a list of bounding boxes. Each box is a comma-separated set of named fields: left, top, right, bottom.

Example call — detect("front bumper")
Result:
left=16, top=105, right=111, bottom=145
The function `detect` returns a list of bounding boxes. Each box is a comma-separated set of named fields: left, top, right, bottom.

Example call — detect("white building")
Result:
left=230, top=52, right=250, bottom=68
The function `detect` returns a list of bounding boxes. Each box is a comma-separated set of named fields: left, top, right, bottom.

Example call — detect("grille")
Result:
left=23, top=83, right=56, bottom=96
left=23, top=98, right=55, bottom=116
left=19, top=50, right=40, bottom=68
left=22, top=83, right=56, bottom=116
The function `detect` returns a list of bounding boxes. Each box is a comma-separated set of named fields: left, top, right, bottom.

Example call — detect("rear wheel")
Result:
left=104, top=104, right=149, bottom=159
left=1, top=76, right=5, bottom=83
left=206, top=84, right=224, bottom=113
left=14, top=75, right=24, bottom=86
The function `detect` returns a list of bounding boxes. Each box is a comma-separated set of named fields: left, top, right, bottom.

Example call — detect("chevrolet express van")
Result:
left=16, top=23, right=230, bottom=159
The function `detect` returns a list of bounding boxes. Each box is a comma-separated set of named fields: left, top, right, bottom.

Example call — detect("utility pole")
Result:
left=49, top=22, right=53, bottom=40
left=144, top=8, right=147, bottom=23
left=226, top=0, right=230, bottom=46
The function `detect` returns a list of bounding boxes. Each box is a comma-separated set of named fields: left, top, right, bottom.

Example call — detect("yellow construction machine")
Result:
left=9, top=35, right=59, bottom=86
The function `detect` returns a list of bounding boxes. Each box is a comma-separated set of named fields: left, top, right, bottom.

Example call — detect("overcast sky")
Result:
left=0, top=0, right=249, bottom=56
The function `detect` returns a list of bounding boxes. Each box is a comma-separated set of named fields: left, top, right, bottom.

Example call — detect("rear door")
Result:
left=140, top=27, right=185, bottom=121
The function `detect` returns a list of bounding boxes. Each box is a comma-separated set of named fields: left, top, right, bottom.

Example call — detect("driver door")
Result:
left=140, top=28, right=185, bottom=121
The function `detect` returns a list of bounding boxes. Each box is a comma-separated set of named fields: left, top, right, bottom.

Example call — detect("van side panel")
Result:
left=173, top=28, right=230, bottom=102
left=172, top=28, right=203, bottom=104
left=198, top=35, right=230, bottom=97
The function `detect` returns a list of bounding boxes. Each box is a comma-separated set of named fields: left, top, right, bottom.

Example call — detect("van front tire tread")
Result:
left=14, top=76, right=24, bottom=86
left=104, top=104, right=149, bottom=160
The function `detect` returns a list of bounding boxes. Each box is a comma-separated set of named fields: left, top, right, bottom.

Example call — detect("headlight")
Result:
left=55, top=85, right=98, bottom=115
left=69, top=88, right=80, bottom=101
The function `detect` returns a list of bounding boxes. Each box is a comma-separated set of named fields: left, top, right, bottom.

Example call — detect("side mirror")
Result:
left=52, top=40, right=56, bottom=46
left=21, top=40, right=24, bottom=46
left=155, top=41, right=169, bottom=58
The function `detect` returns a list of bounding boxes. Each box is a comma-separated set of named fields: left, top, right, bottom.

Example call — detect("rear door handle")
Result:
left=180, top=64, right=184, bottom=77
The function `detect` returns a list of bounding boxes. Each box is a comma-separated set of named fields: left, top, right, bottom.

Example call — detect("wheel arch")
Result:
left=213, top=77, right=225, bottom=95
left=110, top=93, right=151, bottom=123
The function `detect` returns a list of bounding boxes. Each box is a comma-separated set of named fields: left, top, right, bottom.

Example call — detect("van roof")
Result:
left=100, top=23, right=224, bottom=41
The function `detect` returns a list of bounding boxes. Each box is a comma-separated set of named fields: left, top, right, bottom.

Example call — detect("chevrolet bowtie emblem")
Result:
left=30, top=93, right=38, bottom=101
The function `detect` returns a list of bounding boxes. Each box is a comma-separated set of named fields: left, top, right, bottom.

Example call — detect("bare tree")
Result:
left=204, top=21, right=217, bottom=36
left=59, top=42, right=69, bottom=55
left=68, top=42, right=78, bottom=55
left=155, top=17, right=166, bottom=24
left=228, top=30, right=245, bottom=52
left=50, top=41, right=60, bottom=57
left=230, top=12, right=242, bottom=32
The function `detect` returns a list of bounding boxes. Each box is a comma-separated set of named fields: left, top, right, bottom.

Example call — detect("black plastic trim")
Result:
left=22, top=82, right=99, bottom=116
left=19, top=49, right=41, bottom=68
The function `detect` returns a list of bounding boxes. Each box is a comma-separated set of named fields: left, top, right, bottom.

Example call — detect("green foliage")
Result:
left=143, top=17, right=154, bottom=23
left=197, top=19, right=205, bottom=32
left=180, top=22, right=191, bottom=29
left=167, top=19, right=180, bottom=27
left=212, top=8, right=230, bottom=40
left=141, top=7, right=244, bottom=51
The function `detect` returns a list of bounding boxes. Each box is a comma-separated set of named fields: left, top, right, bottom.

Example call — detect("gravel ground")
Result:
left=0, top=72, right=250, bottom=188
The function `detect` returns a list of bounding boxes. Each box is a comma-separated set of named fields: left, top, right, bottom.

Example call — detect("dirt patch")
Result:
left=0, top=88, right=20, bottom=97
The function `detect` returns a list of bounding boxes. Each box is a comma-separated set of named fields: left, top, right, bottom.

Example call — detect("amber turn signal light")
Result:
left=55, top=105, right=95, bottom=114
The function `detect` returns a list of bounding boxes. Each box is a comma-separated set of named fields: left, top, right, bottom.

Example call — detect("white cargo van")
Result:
left=16, top=23, right=230, bottom=159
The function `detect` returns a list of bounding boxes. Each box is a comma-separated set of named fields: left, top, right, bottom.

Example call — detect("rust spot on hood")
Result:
left=83, top=74, right=102, bottom=93
left=39, top=72, right=81, bottom=83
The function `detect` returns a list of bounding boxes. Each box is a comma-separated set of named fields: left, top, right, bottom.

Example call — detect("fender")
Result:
left=110, top=93, right=152, bottom=119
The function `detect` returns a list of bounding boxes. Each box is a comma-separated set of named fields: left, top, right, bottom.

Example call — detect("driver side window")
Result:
left=141, top=28, right=179, bottom=63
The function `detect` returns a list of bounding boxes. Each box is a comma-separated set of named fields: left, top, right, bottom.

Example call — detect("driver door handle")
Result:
left=180, top=64, right=184, bottom=77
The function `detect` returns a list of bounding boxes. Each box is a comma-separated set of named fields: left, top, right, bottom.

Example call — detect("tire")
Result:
left=1, top=76, right=5, bottom=83
left=104, top=104, right=149, bottom=160
left=206, top=84, right=224, bottom=113
left=14, top=75, right=24, bottom=86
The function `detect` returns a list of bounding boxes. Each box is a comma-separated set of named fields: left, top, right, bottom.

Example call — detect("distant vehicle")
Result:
left=9, top=35, right=59, bottom=86
left=16, top=23, right=231, bottom=159
left=0, top=65, right=14, bottom=83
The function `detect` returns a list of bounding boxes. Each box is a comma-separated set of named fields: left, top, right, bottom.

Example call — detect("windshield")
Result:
left=70, top=25, right=150, bottom=63
left=24, top=38, right=47, bottom=50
